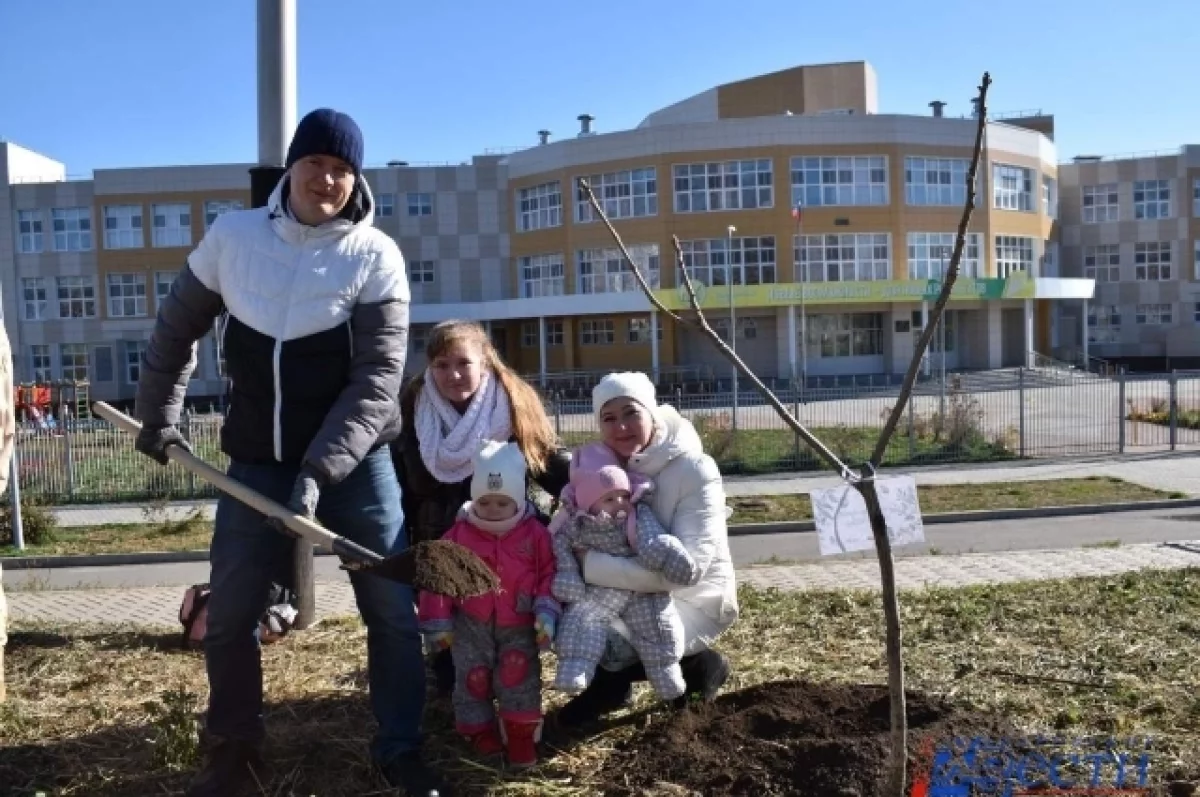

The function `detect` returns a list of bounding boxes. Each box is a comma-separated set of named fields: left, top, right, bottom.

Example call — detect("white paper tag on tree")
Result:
left=809, top=475, right=925, bottom=556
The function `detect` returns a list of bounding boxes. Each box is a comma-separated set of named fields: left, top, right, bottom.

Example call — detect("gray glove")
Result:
left=267, top=467, right=324, bottom=536
left=134, top=424, right=192, bottom=466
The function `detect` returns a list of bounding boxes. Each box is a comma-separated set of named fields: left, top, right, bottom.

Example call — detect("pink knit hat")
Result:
left=570, top=443, right=633, bottom=513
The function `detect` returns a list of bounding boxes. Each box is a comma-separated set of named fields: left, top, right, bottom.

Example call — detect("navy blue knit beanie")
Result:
left=285, top=108, right=364, bottom=174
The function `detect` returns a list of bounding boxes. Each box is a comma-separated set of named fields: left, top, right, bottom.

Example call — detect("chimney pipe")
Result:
left=577, top=113, right=594, bottom=137
left=537, top=129, right=551, bottom=145
left=929, top=100, right=946, bottom=118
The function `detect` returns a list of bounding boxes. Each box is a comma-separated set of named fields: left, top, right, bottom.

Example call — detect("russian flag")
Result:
left=791, top=202, right=803, bottom=222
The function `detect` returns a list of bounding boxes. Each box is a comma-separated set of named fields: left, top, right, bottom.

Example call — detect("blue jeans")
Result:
left=203, top=447, right=424, bottom=765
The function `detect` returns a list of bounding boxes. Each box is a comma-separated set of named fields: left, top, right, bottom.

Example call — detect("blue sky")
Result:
left=2, top=0, right=1196, bottom=176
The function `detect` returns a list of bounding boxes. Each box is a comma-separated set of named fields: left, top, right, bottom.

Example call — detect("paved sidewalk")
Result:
left=8, top=539, right=1200, bottom=629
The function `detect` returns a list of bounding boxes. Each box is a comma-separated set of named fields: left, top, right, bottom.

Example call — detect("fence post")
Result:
left=10, top=444, right=24, bottom=550
left=1170, top=370, right=1178, bottom=451
left=182, top=408, right=196, bottom=497
left=552, top=391, right=562, bottom=438
left=1018, top=367, right=1026, bottom=458
left=62, top=412, right=76, bottom=500
left=908, top=391, right=916, bottom=461
left=1117, top=367, right=1126, bottom=454
left=793, top=381, right=801, bottom=468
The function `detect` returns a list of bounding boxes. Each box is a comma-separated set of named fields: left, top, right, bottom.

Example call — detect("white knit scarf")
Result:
left=415, top=369, right=514, bottom=484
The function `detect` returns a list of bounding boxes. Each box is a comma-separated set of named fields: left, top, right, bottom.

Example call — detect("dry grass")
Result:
left=3, top=568, right=1200, bottom=795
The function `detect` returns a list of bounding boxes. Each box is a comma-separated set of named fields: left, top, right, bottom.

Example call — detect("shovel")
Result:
left=92, top=402, right=499, bottom=600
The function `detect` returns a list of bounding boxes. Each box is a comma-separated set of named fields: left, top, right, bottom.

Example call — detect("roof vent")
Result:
left=386, top=160, right=408, bottom=168
left=1073, top=155, right=1102, bottom=163
left=929, top=100, right=946, bottom=118
left=577, top=114, right=595, bottom=137
left=537, top=130, right=551, bottom=145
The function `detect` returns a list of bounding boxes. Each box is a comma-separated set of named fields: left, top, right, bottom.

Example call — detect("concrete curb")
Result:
left=6, top=497, right=1200, bottom=570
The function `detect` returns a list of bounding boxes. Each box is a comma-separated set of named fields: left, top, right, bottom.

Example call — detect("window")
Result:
left=156, top=271, right=176, bottom=304
left=104, top=205, right=143, bottom=249
left=1196, top=240, right=1200, bottom=280
left=376, top=193, right=395, bottom=217
left=52, top=207, right=92, bottom=251
left=679, top=236, right=777, bottom=286
left=93, top=346, right=114, bottom=383
left=579, top=319, right=615, bottom=346
left=1041, top=241, right=1058, bottom=277
left=1087, top=305, right=1121, bottom=344
left=804, top=313, right=883, bottom=358
left=517, top=182, right=562, bottom=231
left=993, top=164, right=1034, bottom=211
left=995, top=236, right=1035, bottom=278
left=1084, top=245, right=1120, bottom=282
left=409, top=324, right=429, bottom=355
left=21, top=277, right=47, bottom=321
left=28, top=345, right=52, bottom=381
left=124, top=340, right=148, bottom=383
left=1042, top=175, right=1057, bottom=219
left=410, top=260, right=435, bottom=284
left=17, top=210, right=43, bottom=253
left=796, top=233, right=890, bottom=282
left=627, top=317, right=663, bottom=344
left=1194, top=178, right=1199, bottom=216
left=1134, top=242, right=1171, bottom=281
left=1082, top=184, right=1119, bottom=223
left=1134, top=180, right=1170, bottom=219
left=674, top=159, right=773, bottom=212
left=406, top=192, right=433, bottom=217
left=1193, top=302, right=1200, bottom=324
left=204, top=200, right=243, bottom=229
left=151, top=203, right=191, bottom=248
left=1136, top=303, right=1172, bottom=325
left=904, top=157, right=967, bottom=206
left=521, top=320, right=564, bottom=348
left=577, top=244, right=660, bottom=294
left=56, top=276, right=97, bottom=318
left=791, top=156, right=888, bottom=207
left=912, top=310, right=959, bottom=353
left=107, top=273, right=148, bottom=317
left=60, top=343, right=89, bottom=382
left=710, top=318, right=757, bottom=343
left=905, top=233, right=981, bottom=279
left=519, top=254, right=565, bottom=297
left=576, top=167, right=657, bottom=222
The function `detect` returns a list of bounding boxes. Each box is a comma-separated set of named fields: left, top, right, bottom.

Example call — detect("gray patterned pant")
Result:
left=451, top=614, right=542, bottom=732
left=554, top=585, right=686, bottom=700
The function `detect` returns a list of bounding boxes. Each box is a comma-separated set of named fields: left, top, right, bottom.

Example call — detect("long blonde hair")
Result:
left=404, top=320, right=558, bottom=474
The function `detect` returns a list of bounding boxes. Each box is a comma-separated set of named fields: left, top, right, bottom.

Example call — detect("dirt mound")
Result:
left=370, top=539, right=499, bottom=598
left=603, top=680, right=1011, bottom=797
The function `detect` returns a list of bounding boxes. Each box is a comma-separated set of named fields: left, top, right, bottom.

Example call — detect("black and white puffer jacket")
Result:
left=134, top=173, right=409, bottom=485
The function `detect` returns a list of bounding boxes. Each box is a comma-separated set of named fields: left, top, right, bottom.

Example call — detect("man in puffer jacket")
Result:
left=133, top=109, right=445, bottom=797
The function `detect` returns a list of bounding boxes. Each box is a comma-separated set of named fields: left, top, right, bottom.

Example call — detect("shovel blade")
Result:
left=345, top=540, right=500, bottom=600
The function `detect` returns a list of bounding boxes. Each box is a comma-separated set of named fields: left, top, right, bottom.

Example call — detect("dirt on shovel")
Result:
left=364, top=539, right=499, bottom=598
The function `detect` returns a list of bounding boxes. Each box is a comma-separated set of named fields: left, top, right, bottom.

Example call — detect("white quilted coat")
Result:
left=582, top=404, right=740, bottom=655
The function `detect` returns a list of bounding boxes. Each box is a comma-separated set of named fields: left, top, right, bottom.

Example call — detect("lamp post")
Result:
left=938, top=245, right=949, bottom=419
left=727, top=225, right=737, bottom=433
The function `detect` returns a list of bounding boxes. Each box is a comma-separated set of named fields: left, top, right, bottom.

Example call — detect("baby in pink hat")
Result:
left=548, top=442, right=702, bottom=701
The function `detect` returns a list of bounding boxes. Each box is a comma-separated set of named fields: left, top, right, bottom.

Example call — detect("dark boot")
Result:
left=379, top=751, right=449, bottom=797
left=675, top=648, right=731, bottom=706
left=554, top=665, right=638, bottom=728
left=184, top=737, right=264, bottom=797
left=431, top=648, right=455, bottom=697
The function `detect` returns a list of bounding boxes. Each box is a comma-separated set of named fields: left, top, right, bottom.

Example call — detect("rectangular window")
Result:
left=409, top=260, right=435, bottom=284
left=29, top=344, right=52, bottom=381
left=155, top=271, right=176, bottom=304
left=904, top=157, right=967, bottom=206
left=1042, top=175, right=1057, bottom=219
left=1087, top=305, right=1121, bottom=344
left=204, top=199, right=243, bottom=229
left=1134, top=180, right=1171, bottom=219
left=56, top=276, right=97, bottom=318
left=804, top=313, right=883, bottom=358
left=1194, top=178, right=1199, bottom=216
left=406, top=192, right=433, bottom=217
left=124, top=340, right=148, bottom=383
left=1084, top=244, right=1120, bottom=282
left=107, top=273, right=148, bottom=317
left=905, top=233, right=981, bottom=279
left=627, top=316, right=663, bottom=344
left=673, top=159, right=774, bottom=212
left=21, top=277, right=47, bottom=320
left=517, top=182, right=562, bottom=231
left=60, top=343, right=89, bottom=382
left=52, top=207, right=92, bottom=251
left=520, top=320, right=565, bottom=348
left=575, top=167, right=657, bottom=222
left=1136, top=303, right=1172, bottom=325
left=791, top=155, right=888, bottom=208
left=104, top=204, right=144, bottom=249
left=1195, top=239, right=1200, bottom=280
left=376, top=193, right=395, bottom=217
left=1194, top=302, right=1200, bottom=324
left=17, top=209, right=43, bottom=253
left=577, top=244, right=660, bottom=294
left=679, top=236, right=777, bottom=286
left=519, top=254, right=565, bottom=298
left=795, top=233, right=891, bottom=282
left=1134, top=242, right=1171, bottom=281
left=1081, top=184, right=1119, bottom=223
left=93, top=346, right=114, bottom=382
left=993, top=164, right=1034, bottom=211
left=579, top=319, right=615, bottom=346
left=994, top=235, right=1035, bottom=278
left=151, top=203, right=191, bottom=248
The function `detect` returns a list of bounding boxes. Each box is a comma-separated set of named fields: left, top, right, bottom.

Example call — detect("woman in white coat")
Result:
left=555, top=371, right=740, bottom=727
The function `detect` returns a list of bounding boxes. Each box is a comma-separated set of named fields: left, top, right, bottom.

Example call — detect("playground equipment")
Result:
left=14, top=380, right=92, bottom=428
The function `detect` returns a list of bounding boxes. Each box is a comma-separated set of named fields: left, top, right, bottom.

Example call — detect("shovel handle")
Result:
left=93, top=401, right=381, bottom=565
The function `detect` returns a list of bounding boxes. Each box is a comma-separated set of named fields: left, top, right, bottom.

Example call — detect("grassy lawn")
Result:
left=1, top=477, right=1181, bottom=558
left=3, top=570, right=1198, bottom=795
